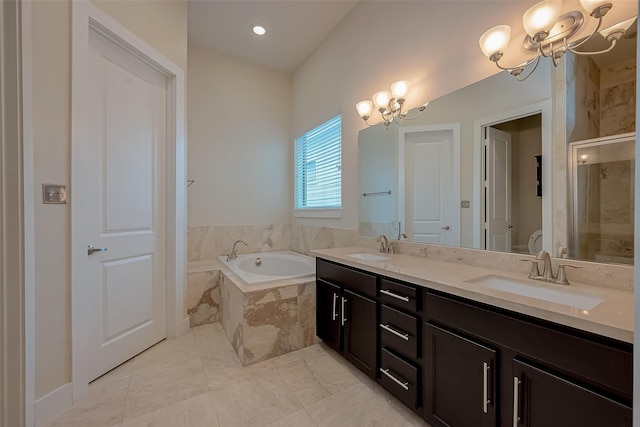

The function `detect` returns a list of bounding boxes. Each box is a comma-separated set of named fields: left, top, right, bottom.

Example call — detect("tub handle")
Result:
left=332, top=293, right=339, bottom=321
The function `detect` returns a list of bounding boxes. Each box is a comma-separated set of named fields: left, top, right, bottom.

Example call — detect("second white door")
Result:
left=484, top=126, right=512, bottom=251
left=402, top=128, right=458, bottom=245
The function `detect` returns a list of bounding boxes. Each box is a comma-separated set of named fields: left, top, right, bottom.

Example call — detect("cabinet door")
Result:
left=343, top=289, right=377, bottom=379
left=315, top=279, right=341, bottom=352
left=512, top=359, right=631, bottom=427
left=424, top=323, right=497, bottom=427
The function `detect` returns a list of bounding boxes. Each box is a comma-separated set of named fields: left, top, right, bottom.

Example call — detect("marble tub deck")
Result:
left=43, top=322, right=428, bottom=427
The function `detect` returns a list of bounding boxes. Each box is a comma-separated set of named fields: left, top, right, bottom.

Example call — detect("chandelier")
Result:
left=355, top=81, right=428, bottom=128
left=479, top=0, right=636, bottom=81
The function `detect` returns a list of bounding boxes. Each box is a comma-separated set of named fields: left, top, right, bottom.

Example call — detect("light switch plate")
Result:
left=460, top=200, right=470, bottom=208
left=43, top=184, right=67, bottom=204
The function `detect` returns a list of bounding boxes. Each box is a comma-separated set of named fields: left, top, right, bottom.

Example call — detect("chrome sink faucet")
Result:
left=226, top=240, right=248, bottom=261
left=536, top=250, right=555, bottom=282
left=376, top=234, right=394, bottom=254
left=520, top=250, right=581, bottom=285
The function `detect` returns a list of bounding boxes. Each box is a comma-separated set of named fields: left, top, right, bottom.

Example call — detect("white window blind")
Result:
left=295, top=115, right=342, bottom=209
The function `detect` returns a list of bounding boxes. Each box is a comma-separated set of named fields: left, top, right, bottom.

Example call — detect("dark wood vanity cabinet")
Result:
left=378, top=278, right=422, bottom=412
left=316, top=259, right=377, bottom=379
left=424, top=323, right=497, bottom=427
left=512, top=359, right=632, bottom=427
left=424, top=290, right=632, bottom=427
left=315, top=258, right=632, bottom=427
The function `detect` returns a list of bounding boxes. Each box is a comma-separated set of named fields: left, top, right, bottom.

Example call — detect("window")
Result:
left=294, top=115, right=342, bottom=213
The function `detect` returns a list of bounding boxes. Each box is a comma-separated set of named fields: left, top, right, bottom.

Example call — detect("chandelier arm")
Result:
left=569, top=37, right=618, bottom=56
left=401, top=109, right=425, bottom=121
left=564, top=16, right=604, bottom=51
left=493, top=54, right=538, bottom=73
left=515, top=55, right=542, bottom=82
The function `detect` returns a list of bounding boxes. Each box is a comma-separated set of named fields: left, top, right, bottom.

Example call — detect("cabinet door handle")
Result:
left=483, top=362, right=490, bottom=414
left=379, top=324, right=409, bottom=341
left=513, top=376, right=521, bottom=427
left=380, top=368, right=409, bottom=391
left=380, top=289, right=410, bottom=302
left=332, top=293, right=339, bottom=321
left=341, top=297, right=347, bottom=326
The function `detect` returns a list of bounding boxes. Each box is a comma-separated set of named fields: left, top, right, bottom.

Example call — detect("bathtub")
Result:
left=217, top=251, right=315, bottom=284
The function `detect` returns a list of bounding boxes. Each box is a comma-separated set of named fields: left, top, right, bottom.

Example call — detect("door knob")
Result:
left=87, top=245, right=108, bottom=255
left=441, top=225, right=450, bottom=230
left=508, top=224, right=514, bottom=229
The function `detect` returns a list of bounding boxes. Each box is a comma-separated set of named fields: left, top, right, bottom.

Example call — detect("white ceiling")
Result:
left=188, top=0, right=359, bottom=74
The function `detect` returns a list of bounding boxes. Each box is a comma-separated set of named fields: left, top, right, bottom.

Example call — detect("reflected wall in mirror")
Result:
left=357, top=20, right=637, bottom=264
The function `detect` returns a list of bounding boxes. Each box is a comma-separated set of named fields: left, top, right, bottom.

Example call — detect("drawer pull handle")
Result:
left=483, top=362, right=490, bottom=414
left=332, top=293, right=339, bottom=321
left=380, top=368, right=409, bottom=391
left=379, top=324, right=409, bottom=341
left=513, top=377, right=521, bottom=427
left=380, top=289, right=410, bottom=302
left=341, top=297, right=347, bottom=326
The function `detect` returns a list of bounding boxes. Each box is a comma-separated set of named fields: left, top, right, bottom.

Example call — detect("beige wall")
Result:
left=291, top=1, right=538, bottom=231
left=187, top=43, right=291, bottom=226
left=31, top=0, right=187, bottom=400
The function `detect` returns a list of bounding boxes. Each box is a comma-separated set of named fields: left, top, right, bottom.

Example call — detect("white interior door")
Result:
left=79, top=28, right=168, bottom=382
left=403, top=129, right=457, bottom=244
left=484, top=126, right=512, bottom=251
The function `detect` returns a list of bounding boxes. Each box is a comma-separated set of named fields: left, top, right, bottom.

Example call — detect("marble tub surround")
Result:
left=187, top=223, right=357, bottom=260
left=188, top=224, right=291, bottom=261
left=285, top=224, right=357, bottom=256
left=354, top=236, right=633, bottom=292
left=313, top=246, right=633, bottom=343
left=187, top=259, right=225, bottom=327
left=220, top=274, right=317, bottom=366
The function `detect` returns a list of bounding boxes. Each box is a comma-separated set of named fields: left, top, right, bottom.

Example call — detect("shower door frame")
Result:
left=568, top=132, right=636, bottom=261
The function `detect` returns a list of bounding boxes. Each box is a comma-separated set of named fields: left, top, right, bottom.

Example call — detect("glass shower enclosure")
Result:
left=570, top=133, right=635, bottom=264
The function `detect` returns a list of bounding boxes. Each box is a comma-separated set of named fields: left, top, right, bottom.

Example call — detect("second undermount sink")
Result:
left=347, top=252, right=391, bottom=262
left=466, top=274, right=604, bottom=310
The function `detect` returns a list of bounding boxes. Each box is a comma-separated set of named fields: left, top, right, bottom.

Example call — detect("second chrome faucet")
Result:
left=521, top=250, right=580, bottom=285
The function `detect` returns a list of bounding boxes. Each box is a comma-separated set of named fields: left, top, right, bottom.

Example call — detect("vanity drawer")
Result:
left=380, top=304, right=419, bottom=360
left=380, top=278, right=418, bottom=312
left=380, top=348, right=419, bottom=409
left=316, top=258, right=377, bottom=298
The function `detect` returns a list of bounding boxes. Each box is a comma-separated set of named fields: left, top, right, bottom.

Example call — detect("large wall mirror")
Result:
left=358, top=19, right=637, bottom=265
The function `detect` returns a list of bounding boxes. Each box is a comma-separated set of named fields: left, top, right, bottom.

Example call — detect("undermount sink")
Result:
left=347, top=252, right=391, bottom=262
left=466, top=274, right=604, bottom=310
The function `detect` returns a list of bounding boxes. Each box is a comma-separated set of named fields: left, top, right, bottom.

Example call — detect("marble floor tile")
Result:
left=121, top=392, right=219, bottom=427
left=303, top=353, right=359, bottom=394
left=90, top=359, right=134, bottom=389
left=41, top=323, right=431, bottom=427
left=124, top=356, right=209, bottom=420
left=265, top=409, right=318, bottom=427
left=130, top=333, right=201, bottom=378
left=275, top=359, right=330, bottom=407
left=210, top=370, right=302, bottom=427
left=43, top=377, right=130, bottom=427
left=305, top=383, right=420, bottom=427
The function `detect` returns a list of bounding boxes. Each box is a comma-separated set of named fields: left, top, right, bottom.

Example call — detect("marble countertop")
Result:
left=311, top=247, right=634, bottom=343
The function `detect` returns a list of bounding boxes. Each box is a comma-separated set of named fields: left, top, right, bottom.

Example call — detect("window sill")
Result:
left=293, top=208, right=342, bottom=219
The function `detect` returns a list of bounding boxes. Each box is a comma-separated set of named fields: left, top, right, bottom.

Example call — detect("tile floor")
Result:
left=44, top=323, right=430, bottom=427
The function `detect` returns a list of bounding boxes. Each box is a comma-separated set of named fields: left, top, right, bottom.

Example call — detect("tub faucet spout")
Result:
left=227, top=240, right=248, bottom=261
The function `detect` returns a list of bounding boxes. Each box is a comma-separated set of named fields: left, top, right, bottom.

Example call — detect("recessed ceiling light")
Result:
left=252, top=25, right=266, bottom=36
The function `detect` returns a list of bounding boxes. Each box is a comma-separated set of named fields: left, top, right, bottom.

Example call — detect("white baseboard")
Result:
left=179, top=316, right=191, bottom=335
left=35, top=383, right=72, bottom=427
